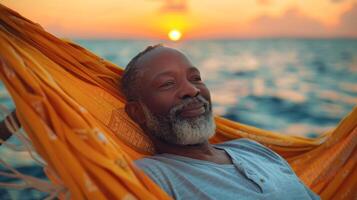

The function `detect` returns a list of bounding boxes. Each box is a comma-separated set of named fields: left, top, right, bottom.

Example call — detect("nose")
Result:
left=178, top=80, right=200, bottom=99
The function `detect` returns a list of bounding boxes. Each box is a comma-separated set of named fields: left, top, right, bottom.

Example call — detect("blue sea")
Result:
left=1, top=39, right=357, bottom=198
left=75, top=39, right=357, bottom=137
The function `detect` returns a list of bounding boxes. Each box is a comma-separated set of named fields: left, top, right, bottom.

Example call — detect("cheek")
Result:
left=199, top=85, right=212, bottom=103
left=143, top=92, right=176, bottom=115
left=142, top=85, right=212, bottom=114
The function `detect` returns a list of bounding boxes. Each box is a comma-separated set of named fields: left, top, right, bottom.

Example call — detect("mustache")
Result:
left=169, top=95, right=210, bottom=116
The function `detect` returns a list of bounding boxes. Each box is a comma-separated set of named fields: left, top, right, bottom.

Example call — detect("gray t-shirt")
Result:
left=135, top=139, right=320, bottom=200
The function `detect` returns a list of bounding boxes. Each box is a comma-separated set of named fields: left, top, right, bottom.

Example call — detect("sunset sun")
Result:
left=168, top=29, right=182, bottom=41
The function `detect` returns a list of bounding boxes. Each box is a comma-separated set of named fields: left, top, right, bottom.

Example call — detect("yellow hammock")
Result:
left=0, top=4, right=356, bottom=200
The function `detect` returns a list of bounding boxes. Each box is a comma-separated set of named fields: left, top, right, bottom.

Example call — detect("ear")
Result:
left=125, top=101, right=146, bottom=125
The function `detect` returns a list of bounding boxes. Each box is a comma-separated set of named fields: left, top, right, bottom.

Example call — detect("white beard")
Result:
left=140, top=95, right=216, bottom=145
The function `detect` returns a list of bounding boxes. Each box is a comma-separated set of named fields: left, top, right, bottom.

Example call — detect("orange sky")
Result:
left=1, top=0, right=357, bottom=39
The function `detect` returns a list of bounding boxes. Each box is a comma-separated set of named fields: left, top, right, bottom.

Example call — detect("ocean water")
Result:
left=1, top=39, right=357, bottom=198
left=75, top=39, right=357, bottom=137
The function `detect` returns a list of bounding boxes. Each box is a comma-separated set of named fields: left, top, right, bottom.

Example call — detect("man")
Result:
left=122, top=44, right=320, bottom=200
left=0, top=45, right=320, bottom=200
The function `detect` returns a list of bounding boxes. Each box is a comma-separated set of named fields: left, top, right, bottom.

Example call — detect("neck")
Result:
left=152, top=138, right=218, bottom=159
left=146, top=132, right=233, bottom=165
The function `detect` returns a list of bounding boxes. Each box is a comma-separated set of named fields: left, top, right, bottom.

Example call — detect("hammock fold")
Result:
left=0, top=4, right=356, bottom=200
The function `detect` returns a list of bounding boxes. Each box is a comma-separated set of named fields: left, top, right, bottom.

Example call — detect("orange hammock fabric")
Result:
left=0, top=4, right=356, bottom=200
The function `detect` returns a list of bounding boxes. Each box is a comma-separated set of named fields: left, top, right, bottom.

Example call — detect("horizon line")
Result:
left=70, top=36, right=357, bottom=41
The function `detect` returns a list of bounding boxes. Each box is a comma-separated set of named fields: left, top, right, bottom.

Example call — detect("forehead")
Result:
left=136, top=47, right=198, bottom=80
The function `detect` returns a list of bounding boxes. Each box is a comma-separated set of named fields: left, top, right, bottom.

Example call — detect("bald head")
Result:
left=136, top=46, right=189, bottom=70
left=121, top=45, right=192, bottom=101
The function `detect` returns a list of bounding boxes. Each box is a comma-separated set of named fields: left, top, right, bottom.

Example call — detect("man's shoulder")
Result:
left=134, top=154, right=183, bottom=173
left=135, top=156, right=165, bottom=170
left=135, top=156, right=175, bottom=180
left=217, top=138, right=271, bottom=152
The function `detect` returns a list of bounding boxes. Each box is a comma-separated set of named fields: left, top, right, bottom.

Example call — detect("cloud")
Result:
left=240, top=4, right=357, bottom=38
left=257, top=0, right=272, bottom=6
left=159, top=0, right=188, bottom=13
left=337, top=4, right=357, bottom=36
left=330, top=0, right=345, bottom=3
left=245, top=7, right=329, bottom=37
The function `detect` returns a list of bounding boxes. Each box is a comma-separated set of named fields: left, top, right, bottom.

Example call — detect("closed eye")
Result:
left=191, top=75, right=202, bottom=82
left=159, top=80, right=175, bottom=88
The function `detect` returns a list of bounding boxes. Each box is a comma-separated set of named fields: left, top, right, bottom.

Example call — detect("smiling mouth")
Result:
left=179, top=103, right=206, bottom=118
